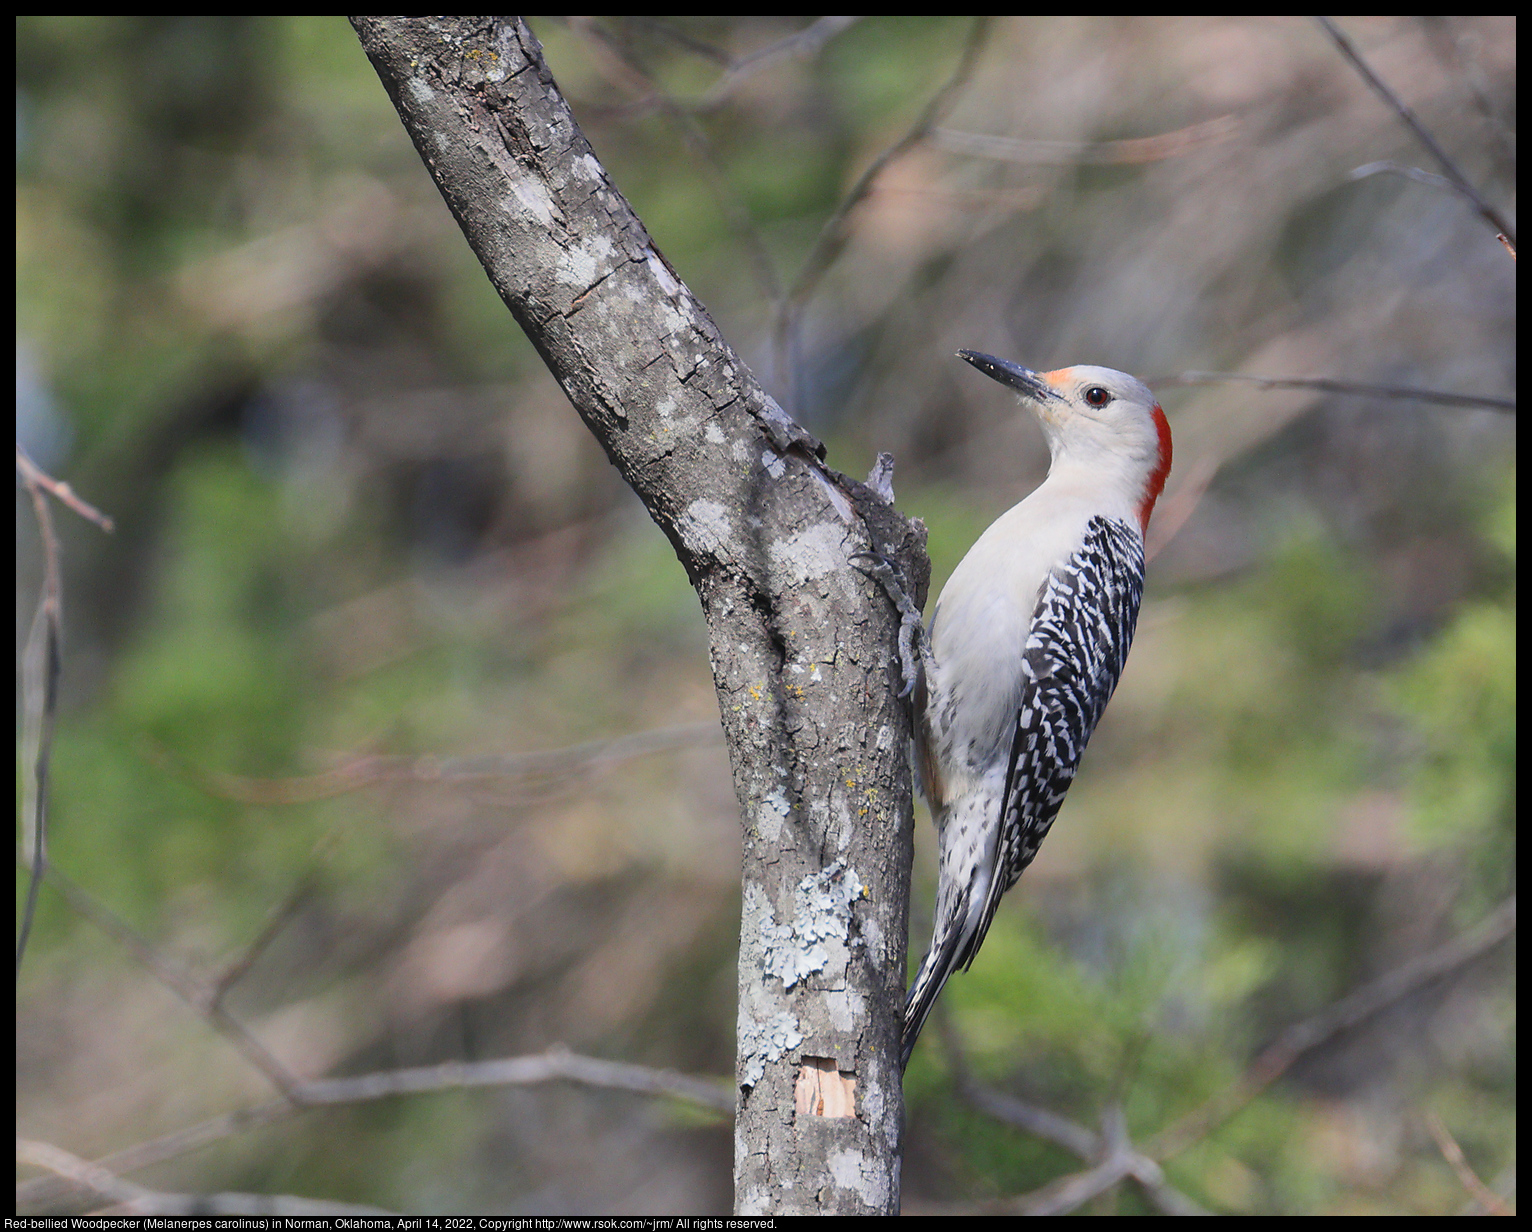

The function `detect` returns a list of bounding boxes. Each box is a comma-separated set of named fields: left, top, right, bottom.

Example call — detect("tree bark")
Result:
left=351, top=17, right=928, bottom=1215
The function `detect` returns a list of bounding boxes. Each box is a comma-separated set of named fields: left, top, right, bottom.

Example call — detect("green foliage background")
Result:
left=17, top=16, right=1514, bottom=1215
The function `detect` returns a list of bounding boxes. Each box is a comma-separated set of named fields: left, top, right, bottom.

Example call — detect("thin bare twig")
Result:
left=18, top=1139, right=150, bottom=1210
left=297, top=1045, right=734, bottom=1113
left=1423, top=1111, right=1515, bottom=1216
left=939, top=897, right=1514, bottom=1208
left=775, top=17, right=993, bottom=411
left=1417, top=17, right=1517, bottom=172
left=616, top=16, right=733, bottom=66
left=16, top=446, right=116, bottom=531
left=16, top=446, right=114, bottom=979
left=16, top=585, right=58, bottom=980
left=931, top=114, right=1240, bottom=166
left=98, top=1193, right=397, bottom=1217
left=209, top=873, right=317, bottom=1006
left=1349, top=158, right=1461, bottom=195
left=1149, top=895, right=1517, bottom=1160
left=940, top=1012, right=1207, bottom=1214
left=150, top=720, right=725, bottom=806
left=41, top=866, right=308, bottom=1103
left=1463, top=1165, right=1518, bottom=1217
left=17, top=482, right=61, bottom=979
left=1144, top=364, right=1513, bottom=564
left=1316, top=16, right=1515, bottom=247
left=856, top=182, right=1045, bottom=211
left=992, top=1112, right=1209, bottom=1216
left=1129, top=1159, right=1214, bottom=1218
left=995, top=1106, right=1208, bottom=1216
left=697, top=16, right=861, bottom=110
left=566, top=18, right=783, bottom=304
left=958, top=1082, right=1101, bottom=1161
left=18, top=1137, right=396, bottom=1216
left=590, top=17, right=861, bottom=113
left=1159, top=370, right=1514, bottom=412
left=16, top=1047, right=733, bottom=1211
left=97, top=1193, right=397, bottom=1217
left=941, top=1008, right=1098, bottom=1157
left=17, top=1103, right=295, bottom=1211
left=1005, top=1150, right=1138, bottom=1216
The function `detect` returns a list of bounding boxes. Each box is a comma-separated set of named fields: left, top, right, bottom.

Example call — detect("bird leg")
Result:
left=851, top=551, right=934, bottom=699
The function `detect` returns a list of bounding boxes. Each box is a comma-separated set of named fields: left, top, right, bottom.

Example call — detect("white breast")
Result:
left=925, top=489, right=1091, bottom=796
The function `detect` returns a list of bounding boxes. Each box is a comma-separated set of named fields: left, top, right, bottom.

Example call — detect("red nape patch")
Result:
left=1138, top=403, right=1173, bottom=533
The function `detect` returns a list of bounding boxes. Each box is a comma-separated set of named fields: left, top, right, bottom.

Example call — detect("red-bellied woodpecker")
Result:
left=899, top=350, right=1172, bottom=1070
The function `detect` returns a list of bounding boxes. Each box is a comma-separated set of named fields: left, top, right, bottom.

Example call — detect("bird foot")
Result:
left=851, top=551, right=933, bottom=698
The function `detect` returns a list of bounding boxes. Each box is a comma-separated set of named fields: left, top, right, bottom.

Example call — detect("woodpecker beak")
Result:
left=956, top=350, right=1064, bottom=407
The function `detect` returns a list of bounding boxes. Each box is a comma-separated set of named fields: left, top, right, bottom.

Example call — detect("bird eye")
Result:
left=1084, top=386, right=1111, bottom=407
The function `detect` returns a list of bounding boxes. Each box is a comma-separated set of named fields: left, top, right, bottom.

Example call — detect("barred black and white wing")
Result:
left=960, top=515, right=1146, bottom=969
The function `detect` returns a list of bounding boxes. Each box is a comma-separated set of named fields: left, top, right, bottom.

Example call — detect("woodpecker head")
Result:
left=958, top=350, right=1172, bottom=532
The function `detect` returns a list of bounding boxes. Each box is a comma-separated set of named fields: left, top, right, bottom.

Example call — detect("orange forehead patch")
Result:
left=1041, top=367, right=1074, bottom=389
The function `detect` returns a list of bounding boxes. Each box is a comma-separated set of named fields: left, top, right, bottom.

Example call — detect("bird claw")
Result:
left=851, top=551, right=933, bottom=698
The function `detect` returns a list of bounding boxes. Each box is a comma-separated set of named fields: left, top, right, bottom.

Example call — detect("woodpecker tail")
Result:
left=902, top=868, right=993, bottom=1070
left=902, top=799, right=1009, bottom=1070
left=902, top=925, right=964, bottom=1070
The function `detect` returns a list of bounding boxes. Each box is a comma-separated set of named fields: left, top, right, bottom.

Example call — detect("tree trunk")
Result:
left=351, top=17, right=927, bottom=1215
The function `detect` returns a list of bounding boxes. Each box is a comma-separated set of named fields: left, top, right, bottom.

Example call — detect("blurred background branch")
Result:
left=18, top=1046, right=731, bottom=1212
left=1422, top=1110, right=1514, bottom=1217
left=16, top=447, right=114, bottom=978
left=776, top=16, right=992, bottom=413
left=1316, top=16, right=1515, bottom=245
left=19, top=1137, right=397, bottom=1217
left=17, top=15, right=1514, bottom=1215
left=1159, top=371, right=1515, bottom=412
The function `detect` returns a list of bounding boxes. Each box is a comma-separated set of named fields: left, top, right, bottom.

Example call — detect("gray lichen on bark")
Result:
left=352, top=17, right=928, bottom=1214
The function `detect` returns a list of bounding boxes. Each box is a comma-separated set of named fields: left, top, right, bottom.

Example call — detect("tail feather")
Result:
left=900, top=937, right=949, bottom=1072
left=901, top=916, right=968, bottom=1070
left=902, top=859, right=1003, bottom=1070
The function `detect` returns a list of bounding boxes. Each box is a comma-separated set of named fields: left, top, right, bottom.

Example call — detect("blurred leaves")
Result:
left=17, top=14, right=1515, bottom=1217
left=1389, top=469, right=1515, bottom=901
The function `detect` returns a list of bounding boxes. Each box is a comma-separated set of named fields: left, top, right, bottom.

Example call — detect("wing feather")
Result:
left=960, top=516, right=1144, bottom=972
